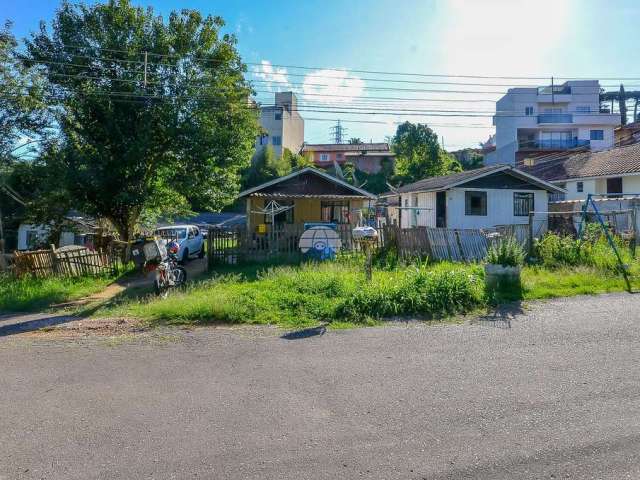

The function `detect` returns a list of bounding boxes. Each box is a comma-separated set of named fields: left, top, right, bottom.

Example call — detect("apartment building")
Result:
left=255, top=91, right=304, bottom=158
left=485, top=80, right=621, bottom=166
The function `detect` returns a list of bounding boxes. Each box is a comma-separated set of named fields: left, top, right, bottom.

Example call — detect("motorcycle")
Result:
left=145, top=240, right=187, bottom=298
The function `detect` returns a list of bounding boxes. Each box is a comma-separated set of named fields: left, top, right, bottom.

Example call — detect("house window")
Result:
left=320, top=153, right=329, bottom=162
left=258, top=134, right=268, bottom=146
left=26, top=230, right=41, bottom=250
left=513, top=192, right=535, bottom=216
left=607, top=177, right=623, bottom=198
left=465, top=191, right=487, bottom=216
left=272, top=136, right=282, bottom=146
left=336, top=153, right=343, bottom=159
left=525, top=106, right=534, bottom=116
left=321, top=201, right=350, bottom=224
left=576, top=105, right=591, bottom=112
left=590, top=129, right=604, bottom=141
left=264, top=201, right=293, bottom=224
left=275, top=110, right=282, bottom=121
left=577, top=181, right=584, bottom=192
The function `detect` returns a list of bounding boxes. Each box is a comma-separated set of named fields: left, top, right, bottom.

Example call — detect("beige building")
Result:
left=256, top=91, right=304, bottom=158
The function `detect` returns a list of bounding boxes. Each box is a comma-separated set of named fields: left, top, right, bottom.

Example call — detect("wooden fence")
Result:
left=207, top=223, right=530, bottom=266
left=12, top=246, right=121, bottom=278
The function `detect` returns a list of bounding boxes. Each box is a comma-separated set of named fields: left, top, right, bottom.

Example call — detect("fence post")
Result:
left=528, top=212, right=535, bottom=258
left=631, top=206, right=638, bottom=259
left=207, top=228, right=213, bottom=272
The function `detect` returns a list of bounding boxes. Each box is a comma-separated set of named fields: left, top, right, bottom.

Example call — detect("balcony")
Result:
left=518, top=139, right=590, bottom=150
left=537, top=85, right=572, bottom=95
left=537, top=113, right=573, bottom=124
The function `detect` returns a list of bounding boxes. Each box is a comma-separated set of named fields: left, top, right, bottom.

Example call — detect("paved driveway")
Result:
left=2, top=293, right=640, bottom=479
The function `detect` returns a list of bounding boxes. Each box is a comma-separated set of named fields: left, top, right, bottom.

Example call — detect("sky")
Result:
left=4, top=0, right=640, bottom=151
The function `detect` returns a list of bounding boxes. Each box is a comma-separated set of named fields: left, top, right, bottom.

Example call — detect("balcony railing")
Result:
left=537, top=113, right=573, bottom=124
left=537, top=85, right=572, bottom=95
left=518, top=139, right=590, bottom=150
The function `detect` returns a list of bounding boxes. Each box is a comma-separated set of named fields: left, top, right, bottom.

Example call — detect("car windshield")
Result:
left=156, top=228, right=187, bottom=240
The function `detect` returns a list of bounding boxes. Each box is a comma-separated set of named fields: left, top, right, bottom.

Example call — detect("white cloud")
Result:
left=252, top=60, right=290, bottom=92
left=302, top=69, right=365, bottom=104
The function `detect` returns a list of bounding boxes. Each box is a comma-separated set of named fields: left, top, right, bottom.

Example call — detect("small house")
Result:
left=237, top=167, right=377, bottom=235
left=380, top=164, right=564, bottom=230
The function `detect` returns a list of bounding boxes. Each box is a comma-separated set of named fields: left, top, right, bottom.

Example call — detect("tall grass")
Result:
left=0, top=273, right=115, bottom=313
left=115, top=261, right=484, bottom=328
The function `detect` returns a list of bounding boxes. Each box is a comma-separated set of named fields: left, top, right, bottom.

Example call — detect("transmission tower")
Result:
left=329, top=120, right=348, bottom=144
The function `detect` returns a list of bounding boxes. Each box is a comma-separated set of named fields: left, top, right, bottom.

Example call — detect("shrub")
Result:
left=485, top=237, right=525, bottom=267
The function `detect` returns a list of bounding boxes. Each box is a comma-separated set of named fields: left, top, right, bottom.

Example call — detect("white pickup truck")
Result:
left=155, top=225, right=205, bottom=264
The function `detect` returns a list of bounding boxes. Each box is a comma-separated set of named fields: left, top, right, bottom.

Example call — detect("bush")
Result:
left=485, top=237, right=525, bottom=267
left=535, top=226, right=630, bottom=273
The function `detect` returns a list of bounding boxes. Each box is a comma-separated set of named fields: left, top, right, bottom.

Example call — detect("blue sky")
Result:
left=5, top=0, right=640, bottom=150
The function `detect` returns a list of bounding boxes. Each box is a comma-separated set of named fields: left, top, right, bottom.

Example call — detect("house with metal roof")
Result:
left=380, top=164, right=564, bottom=230
left=521, top=142, right=640, bottom=201
left=237, top=167, right=377, bottom=234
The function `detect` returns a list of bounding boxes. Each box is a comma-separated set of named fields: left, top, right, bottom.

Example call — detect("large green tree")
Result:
left=23, top=0, right=259, bottom=240
left=391, top=121, right=461, bottom=185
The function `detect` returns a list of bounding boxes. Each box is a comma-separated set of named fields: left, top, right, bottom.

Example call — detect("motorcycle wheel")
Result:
left=175, top=266, right=187, bottom=287
left=154, top=274, right=170, bottom=299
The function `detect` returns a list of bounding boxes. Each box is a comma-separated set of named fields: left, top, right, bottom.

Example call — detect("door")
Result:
left=411, top=196, right=418, bottom=227
left=436, top=191, right=446, bottom=228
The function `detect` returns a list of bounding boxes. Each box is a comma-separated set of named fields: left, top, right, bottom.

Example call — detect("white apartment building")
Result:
left=485, top=80, right=621, bottom=166
left=255, top=91, right=304, bottom=158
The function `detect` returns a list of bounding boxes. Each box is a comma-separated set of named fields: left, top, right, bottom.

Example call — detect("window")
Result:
left=576, top=105, right=591, bottom=112
left=264, top=201, right=293, bottom=224
left=465, top=191, right=487, bottom=216
left=272, top=136, right=282, bottom=146
left=607, top=177, right=623, bottom=198
left=258, top=134, right=268, bottom=146
left=590, top=129, right=604, bottom=141
left=513, top=192, right=535, bottom=216
left=320, top=153, right=329, bottom=162
left=525, top=106, right=534, bottom=116
left=321, top=201, right=350, bottom=224
left=577, top=181, right=584, bottom=193
left=274, top=110, right=282, bottom=121
left=336, top=153, right=343, bottom=159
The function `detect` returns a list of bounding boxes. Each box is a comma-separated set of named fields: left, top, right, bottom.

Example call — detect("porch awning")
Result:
left=249, top=193, right=371, bottom=199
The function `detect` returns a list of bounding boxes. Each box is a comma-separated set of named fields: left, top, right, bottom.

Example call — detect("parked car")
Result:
left=154, top=225, right=205, bottom=263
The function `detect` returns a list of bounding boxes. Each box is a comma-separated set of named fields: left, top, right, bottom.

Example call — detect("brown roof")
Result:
left=522, top=143, right=640, bottom=182
left=380, top=164, right=563, bottom=197
left=301, top=142, right=390, bottom=153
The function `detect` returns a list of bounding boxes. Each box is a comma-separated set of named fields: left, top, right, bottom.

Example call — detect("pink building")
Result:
left=301, top=142, right=395, bottom=174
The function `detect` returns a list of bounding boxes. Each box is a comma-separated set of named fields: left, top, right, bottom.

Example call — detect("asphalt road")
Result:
left=2, top=293, right=640, bottom=479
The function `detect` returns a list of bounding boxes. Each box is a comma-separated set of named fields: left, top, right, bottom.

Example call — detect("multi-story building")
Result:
left=255, top=91, right=304, bottom=158
left=301, top=142, right=394, bottom=174
left=485, top=80, right=621, bottom=167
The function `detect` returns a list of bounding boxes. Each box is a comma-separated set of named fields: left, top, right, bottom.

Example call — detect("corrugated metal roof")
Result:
left=302, top=142, right=390, bottom=153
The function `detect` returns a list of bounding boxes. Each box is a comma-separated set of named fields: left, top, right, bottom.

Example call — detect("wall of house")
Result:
left=398, top=192, right=437, bottom=228
left=559, top=174, right=640, bottom=201
left=246, top=197, right=364, bottom=231
left=446, top=188, right=548, bottom=231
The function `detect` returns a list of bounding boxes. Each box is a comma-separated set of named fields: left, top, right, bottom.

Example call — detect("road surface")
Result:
left=1, top=293, right=640, bottom=479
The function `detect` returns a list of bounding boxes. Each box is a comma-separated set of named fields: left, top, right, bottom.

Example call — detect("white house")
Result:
left=522, top=142, right=640, bottom=201
left=380, top=165, right=564, bottom=231
left=485, top=80, right=621, bottom=167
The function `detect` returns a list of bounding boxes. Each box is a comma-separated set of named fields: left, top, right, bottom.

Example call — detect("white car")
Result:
left=155, top=225, right=205, bottom=264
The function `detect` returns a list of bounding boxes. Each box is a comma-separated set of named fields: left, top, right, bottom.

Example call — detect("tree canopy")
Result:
left=22, top=0, right=260, bottom=240
left=391, top=121, right=461, bottom=185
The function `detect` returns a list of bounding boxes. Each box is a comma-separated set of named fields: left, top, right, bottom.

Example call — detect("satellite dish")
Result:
left=299, top=226, right=342, bottom=258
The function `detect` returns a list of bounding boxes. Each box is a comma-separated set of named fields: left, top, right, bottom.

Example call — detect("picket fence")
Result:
left=12, top=246, right=121, bottom=278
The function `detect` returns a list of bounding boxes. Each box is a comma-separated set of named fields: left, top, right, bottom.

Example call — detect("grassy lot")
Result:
left=0, top=273, right=117, bottom=313
left=91, top=253, right=640, bottom=329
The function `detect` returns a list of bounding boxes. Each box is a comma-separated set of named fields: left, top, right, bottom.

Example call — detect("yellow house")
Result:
left=237, top=167, right=377, bottom=234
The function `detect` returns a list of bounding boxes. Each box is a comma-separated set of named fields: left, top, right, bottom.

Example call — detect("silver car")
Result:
left=155, top=225, right=205, bottom=264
